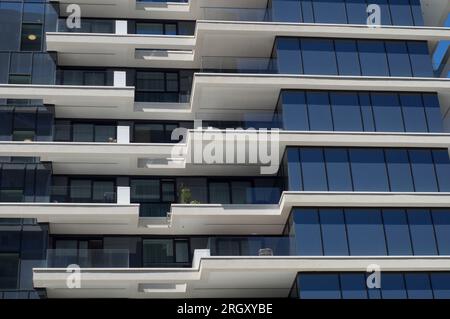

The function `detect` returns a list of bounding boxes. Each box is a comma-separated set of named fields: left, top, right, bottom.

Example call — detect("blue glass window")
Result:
left=359, top=93, right=375, bottom=131
left=319, top=209, right=349, bottom=255
left=407, top=42, right=434, bottom=77
left=431, top=210, right=450, bottom=255
left=32, top=53, right=56, bottom=85
left=432, top=150, right=450, bottom=192
left=409, top=0, right=424, bottom=26
left=349, top=149, right=389, bottom=191
left=298, top=273, right=341, bottom=299
left=0, top=2, right=21, bottom=51
left=371, top=0, right=392, bottom=25
left=384, top=149, right=414, bottom=192
left=345, top=209, right=387, bottom=255
left=296, top=272, right=450, bottom=299
left=371, top=93, right=404, bottom=132
left=405, top=273, right=433, bottom=299
left=389, top=0, right=414, bottom=26
left=335, top=40, right=361, bottom=76
left=358, top=40, right=389, bottom=76
left=345, top=0, right=368, bottom=24
left=286, top=148, right=302, bottom=191
left=300, top=0, right=315, bottom=23
left=23, top=3, right=45, bottom=24
left=301, top=39, right=337, bottom=75
left=329, top=92, right=362, bottom=131
left=408, top=209, right=438, bottom=255
left=381, top=273, right=407, bottom=299
left=430, top=273, right=450, bottom=299
left=275, top=38, right=302, bottom=74
left=290, top=207, right=450, bottom=257
left=409, top=150, right=438, bottom=192
left=324, top=148, right=353, bottom=191
left=0, top=52, right=9, bottom=84
left=306, top=92, right=333, bottom=131
left=292, top=209, right=323, bottom=255
left=300, top=148, right=328, bottom=191
left=312, top=0, right=347, bottom=24
left=400, top=94, right=428, bottom=132
left=367, top=286, right=382, bottom=299
left=278, top=90, right=441, bottom=134
left=422, top=94, right=443, bottom=133
left=382, top=209, right=413, bottom=255
left=340, top=273, right=368, bottom=299
left=271, top=0, right=302, bottom=22
left=385, top=41, right=412, bottom=76
left=281, top=91, right=308, bottom=131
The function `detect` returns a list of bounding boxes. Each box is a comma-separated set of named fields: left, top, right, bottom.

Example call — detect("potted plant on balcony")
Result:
left=179, top=185, right=200, bottom=204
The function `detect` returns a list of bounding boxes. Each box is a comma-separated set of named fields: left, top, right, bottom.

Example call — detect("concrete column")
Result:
left=117, top=186, right=130, bottom=204
left=116, top=126, right=130, bottom=144
left=115, top=20, right=128, bottom=35
left=113, top=71, right=127, bottom=87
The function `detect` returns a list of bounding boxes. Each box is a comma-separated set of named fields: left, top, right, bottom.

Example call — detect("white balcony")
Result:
left=47, top=32, right=195, bottom=68
left=0, top=82, right=135, bottom=119
left=196, top=21, right=450, bottom=59
left=33, top=251, right=450, bottom=298
left=2, top=190, right=449, bottom=235
left=185, top=74, right=450, bottom=121
left=158, top=191, right=450, bottom=235
left=1, top=131, right=450, bottom=176
left=34, top=191, right=450, bottom=235
left=53, top=0, right=268, bottom=20
left=52, top=0, right=448, bottom=27
left=0, top=141, right=184, bottom=175
left=0, top=187, right=139, bottom=232
left=46, top=21, right=450, bottom=68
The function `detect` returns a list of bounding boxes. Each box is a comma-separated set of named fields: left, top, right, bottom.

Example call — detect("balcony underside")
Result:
left=1, top=131, right=449, bottom=175
left=47, top=33, right=195, bottom=68
left=8, top=75, right=449, bottom=123
left=0, top=203, right=139, bottom=233
left=421, top=0, right=450, bottom=27
left=188, top=74, right=450, bottom=121
left=33, top=254, right=450, bottom=298
left=48, top=22, right=450, bottom=68
left=0, top=84, right=135, bottom=119
left=7, top=192, right=449, bottom=235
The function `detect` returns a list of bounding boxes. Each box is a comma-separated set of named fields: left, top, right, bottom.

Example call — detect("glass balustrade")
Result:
left=57, top=18, right=115, bottom=34
left=201, top=56, right=277, bottom=74
left=45, top=249, right=129, bottom=268
left=208, top=237, right=291, bottom=256
left=50, top=186, right=117, bottom=204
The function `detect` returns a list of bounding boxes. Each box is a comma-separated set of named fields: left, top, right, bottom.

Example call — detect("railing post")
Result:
left=113, top=71, right=127, bottom=87
left=115, top=20, right=128, bottom=35
left=117, top=186, right=130, bottom=204
left=192, top=249, right=211, bottom=269
left=116, top=126, right=130, bottom=144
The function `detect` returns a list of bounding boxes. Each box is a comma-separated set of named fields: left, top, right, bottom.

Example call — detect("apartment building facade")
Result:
left=0, top=0, right=450, bottom=299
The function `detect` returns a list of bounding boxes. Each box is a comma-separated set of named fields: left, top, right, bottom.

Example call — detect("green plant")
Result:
left=179, top=185, right=201, bottom=204
left=180, top=185, right=192, bottom=204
